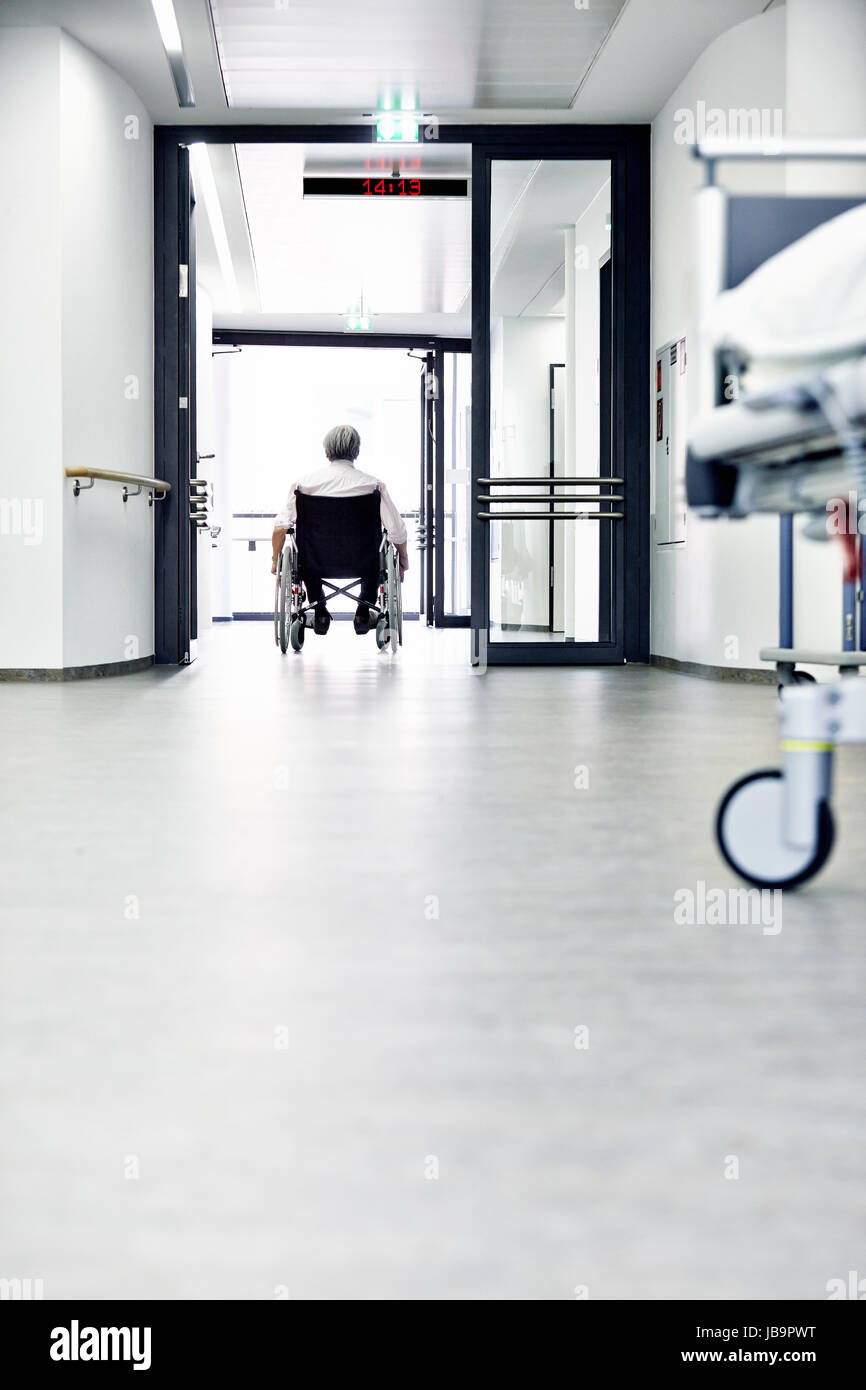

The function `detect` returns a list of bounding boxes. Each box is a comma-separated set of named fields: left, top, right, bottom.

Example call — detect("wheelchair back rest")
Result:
left=295, top=488, right=382, bottom=578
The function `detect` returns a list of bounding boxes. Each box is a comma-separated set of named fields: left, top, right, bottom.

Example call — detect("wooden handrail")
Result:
left=65, top=466, right=171, bottom=493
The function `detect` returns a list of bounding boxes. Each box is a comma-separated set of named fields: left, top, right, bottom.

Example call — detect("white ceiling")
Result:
left=0, top=0, right=769, bottom=124
left=0, top=0, right=771, bottom=332
left=208, top=0, right=627, bottom=111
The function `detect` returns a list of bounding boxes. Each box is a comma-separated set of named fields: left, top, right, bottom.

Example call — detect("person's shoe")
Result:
left=313, top=602, right=331, bottom=635
left=353, top=603, right=372, bottom=635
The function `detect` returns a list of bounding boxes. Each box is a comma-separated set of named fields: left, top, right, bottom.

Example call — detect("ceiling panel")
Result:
left=0, top=0, right=769, bottom=124
left=209, top=0, right=627, bottom=111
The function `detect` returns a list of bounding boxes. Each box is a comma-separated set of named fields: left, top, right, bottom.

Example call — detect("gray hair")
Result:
left=323, top=424, right=361, bottom=462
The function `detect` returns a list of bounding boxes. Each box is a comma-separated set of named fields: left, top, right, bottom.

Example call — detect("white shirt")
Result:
left=275, top=459, right=408, bottom=546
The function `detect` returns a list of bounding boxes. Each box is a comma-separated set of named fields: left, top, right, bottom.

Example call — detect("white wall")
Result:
left=0, top=29, right=64, bottom=670
left=60, top=33, right=154, bottom=669
left=0, top=27, right=154, bottom=674
left=651, top=9, right=790, bottom=670
left=786, top=0, right=866, bottom=195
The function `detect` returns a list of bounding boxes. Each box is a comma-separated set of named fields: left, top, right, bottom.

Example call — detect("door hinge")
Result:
left=550, top=388, right=555, bottom=410
left=179, top=264, right=189, bottom=297
left=179, top=396, right=188, bottom=410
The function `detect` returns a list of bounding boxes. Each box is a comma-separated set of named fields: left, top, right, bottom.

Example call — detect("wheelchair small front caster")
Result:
left=777, top=669, right=817, bottom=699
left=289, top=617, right=305, bottom=652
left=375, top=618, right=391, bottom=651
left=715, top=768, right=835, bottom=890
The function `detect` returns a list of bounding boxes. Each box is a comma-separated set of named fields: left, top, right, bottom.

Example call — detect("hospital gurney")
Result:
left=686, top=139, right=866, bottom=888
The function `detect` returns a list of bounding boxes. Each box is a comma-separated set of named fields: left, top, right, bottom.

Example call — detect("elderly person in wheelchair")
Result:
left=271, top=424, right=409, bottom=653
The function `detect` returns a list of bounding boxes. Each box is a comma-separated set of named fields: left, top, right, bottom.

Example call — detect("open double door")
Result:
left=153, top=128, right=649, bottom=666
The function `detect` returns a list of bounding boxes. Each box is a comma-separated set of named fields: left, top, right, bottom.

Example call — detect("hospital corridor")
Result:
left=2, top=0, right=866, bottom=1346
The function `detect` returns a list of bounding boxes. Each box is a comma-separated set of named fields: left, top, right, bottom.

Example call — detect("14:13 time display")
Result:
left=362, top=178, right=422, bottom=196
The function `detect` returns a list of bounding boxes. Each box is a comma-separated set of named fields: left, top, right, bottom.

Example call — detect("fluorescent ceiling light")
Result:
left=151, top=0, right=183, bottom=52
left=151, top=0, right=195, bottom=107
left=189, top=144, right=240, bottom=313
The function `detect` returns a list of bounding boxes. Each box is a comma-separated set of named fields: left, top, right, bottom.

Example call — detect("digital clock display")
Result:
left=303, top=177, right=469, bottom=199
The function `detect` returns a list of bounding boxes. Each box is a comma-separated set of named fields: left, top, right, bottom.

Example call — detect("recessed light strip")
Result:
left=151, top=0, right=195, bottom=108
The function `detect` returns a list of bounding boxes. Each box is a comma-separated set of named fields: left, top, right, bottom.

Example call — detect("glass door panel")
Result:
left=486, top=157, right=618, bottom=651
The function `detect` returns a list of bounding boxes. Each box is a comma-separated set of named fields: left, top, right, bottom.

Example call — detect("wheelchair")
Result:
left=274, top=489, right=403, bottom=654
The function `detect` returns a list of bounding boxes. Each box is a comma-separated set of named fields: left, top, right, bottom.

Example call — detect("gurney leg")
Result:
left=715, top=684, right=837, bottom=890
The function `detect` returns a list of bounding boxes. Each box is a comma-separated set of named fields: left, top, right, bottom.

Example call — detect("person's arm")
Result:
left=271, top=491, right=295, bottom=574
left=378, top=484, right=409, bottom=573
left=271, top=527, right=287, bottom=575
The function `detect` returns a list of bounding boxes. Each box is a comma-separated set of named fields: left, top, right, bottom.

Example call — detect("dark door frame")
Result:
left=154, top=135, right=195, bottom=664
left=470, top=132, right=649, bottom=666
left=154, top=123, right=649, bottom=665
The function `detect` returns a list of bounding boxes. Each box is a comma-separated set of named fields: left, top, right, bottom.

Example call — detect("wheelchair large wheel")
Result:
left=277, top=556, right=291, bottom=655
left=273, top=557, right=283, bottom=647
left=715, top=768, right=835, bottom=890
left=386, top=545, right=401, bottom=649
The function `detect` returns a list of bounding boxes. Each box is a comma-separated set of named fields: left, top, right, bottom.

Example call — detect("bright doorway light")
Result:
left=189, top=144, right=241, bottom=312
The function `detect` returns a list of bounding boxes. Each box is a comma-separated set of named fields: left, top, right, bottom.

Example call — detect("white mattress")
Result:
left=710, top=202, right=866, bottom=363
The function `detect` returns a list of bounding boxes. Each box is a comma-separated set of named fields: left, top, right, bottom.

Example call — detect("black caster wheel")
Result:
left=715, top=768, right=834, bottom=890
left=777, top=669, right=817, bottom=698
left=376, top=618, right=391, bottom=651
left=289, top=618, right=305, bottom=652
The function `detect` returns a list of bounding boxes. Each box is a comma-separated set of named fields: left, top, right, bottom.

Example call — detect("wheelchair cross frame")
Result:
left=275, top=526, right=403, bottom=654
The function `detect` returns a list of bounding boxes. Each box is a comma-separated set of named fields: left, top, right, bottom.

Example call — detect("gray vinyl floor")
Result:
left=1, top=622, right=865, bottom=1301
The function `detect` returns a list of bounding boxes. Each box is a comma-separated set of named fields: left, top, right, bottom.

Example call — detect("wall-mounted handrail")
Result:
left=66, top=466, right=171, bottom=502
